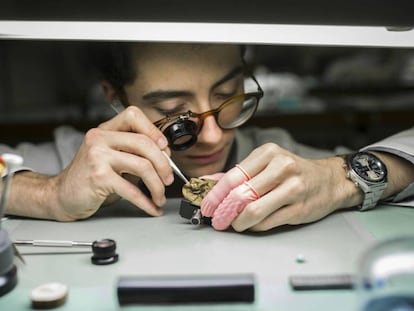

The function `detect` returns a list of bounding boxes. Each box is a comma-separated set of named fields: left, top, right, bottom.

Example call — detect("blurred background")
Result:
left=1, top=40, right=414, bottom=150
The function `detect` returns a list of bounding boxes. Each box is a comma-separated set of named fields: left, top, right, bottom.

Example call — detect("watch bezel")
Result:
left=348, top=151, right=388, bottom=184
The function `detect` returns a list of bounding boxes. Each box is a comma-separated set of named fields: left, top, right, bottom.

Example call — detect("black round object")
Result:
left=91, top=239, right=119, bottom=265
left=163, top=120, right=198, bottom=151
left=191, top=216, right=201, bottom=226
left=349, top=151, right=387, bottom=183
left=0, top=265, right=17, bottom=297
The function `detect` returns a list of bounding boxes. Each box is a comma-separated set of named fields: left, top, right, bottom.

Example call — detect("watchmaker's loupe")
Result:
left=356, top=236, right=414, bottom=311
left=163, top=119, right=198, bottom=151
left=91, top=238, right=119, bottom=265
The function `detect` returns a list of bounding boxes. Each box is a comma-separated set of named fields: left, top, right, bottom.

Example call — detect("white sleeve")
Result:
left=361, top=126, right=414, bottom=206
left=0, top=125, right=84, bottom=176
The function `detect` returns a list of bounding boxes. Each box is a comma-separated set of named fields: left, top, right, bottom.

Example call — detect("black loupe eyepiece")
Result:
left=91, top=239, right=119, bottom=265
left=164, top=120, right=198, bottom=151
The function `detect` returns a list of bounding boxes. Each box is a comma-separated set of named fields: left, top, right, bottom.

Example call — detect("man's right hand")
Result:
left=7, top=106, right=175, bottom=221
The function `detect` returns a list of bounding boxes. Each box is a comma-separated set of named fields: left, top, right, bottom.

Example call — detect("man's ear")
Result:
left=101, top=80, right=118, bottom=102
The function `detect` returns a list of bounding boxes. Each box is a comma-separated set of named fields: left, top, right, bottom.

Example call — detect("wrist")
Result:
left=330, top=156, right=364, bottom=210
left=46, top=176, right=70, bottom=221
left=7, top=172, right=76, bottom=221
left=6, top=171, right=52, bottom=219
left=313, top=157, right=363, bottom=213
left=52, top=173, right=82, bottom=221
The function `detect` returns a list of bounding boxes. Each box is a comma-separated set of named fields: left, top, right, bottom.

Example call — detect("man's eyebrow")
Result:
left=211, top=65, right=244, bottom=90
left=142, top=90, right=193, bottom=102
left=142, top=65, right=244, bottom=102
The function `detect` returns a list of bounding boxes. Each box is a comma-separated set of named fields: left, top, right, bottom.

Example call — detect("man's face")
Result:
left=124, top=44, right=244, bottom=178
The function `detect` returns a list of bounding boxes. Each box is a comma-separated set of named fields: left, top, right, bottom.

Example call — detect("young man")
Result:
left=1, top=43, right=414, bottom=231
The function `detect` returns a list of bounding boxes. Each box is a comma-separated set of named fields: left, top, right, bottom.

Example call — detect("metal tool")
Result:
left=110, top=103, right=189, bottom=184
left=14, top=238, right=119, bottom=265
left=14, top=239, right=92, bottom=247
left=162, top=151, right=189, bottom=184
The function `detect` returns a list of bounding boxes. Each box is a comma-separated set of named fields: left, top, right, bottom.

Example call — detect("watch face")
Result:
left=350, top=152, right=387, bottom=183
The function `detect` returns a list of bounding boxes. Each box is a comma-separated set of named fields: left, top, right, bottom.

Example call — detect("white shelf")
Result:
left=1, top=21, right=414, bottom=47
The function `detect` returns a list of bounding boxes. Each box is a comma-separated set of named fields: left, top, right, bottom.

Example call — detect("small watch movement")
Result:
left=180, top=178, right=217, bottom=226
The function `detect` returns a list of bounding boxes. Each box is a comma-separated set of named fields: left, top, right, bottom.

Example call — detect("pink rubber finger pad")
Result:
left=212, top=182, right=258, bottom=231
left=201, top=167, right=249, bottom=217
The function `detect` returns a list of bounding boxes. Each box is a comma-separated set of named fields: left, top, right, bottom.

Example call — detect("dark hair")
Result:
left=89, top=42, right=247, bottom=93
left=88, top=42, right=136, bottom=93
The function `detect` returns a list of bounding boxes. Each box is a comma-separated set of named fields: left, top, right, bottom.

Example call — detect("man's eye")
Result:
left=156, top=107, right=186, bottom=116
left=215, top=91, right=237, bottom=101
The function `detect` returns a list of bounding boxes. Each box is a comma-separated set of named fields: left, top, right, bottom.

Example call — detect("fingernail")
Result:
left=158, top=137, right=168, bottom=149
left=158, top=195, right=167, bottom=207
left=165, top=173, right=174, bottom=185
left=155, top=207, right=164, bottom=216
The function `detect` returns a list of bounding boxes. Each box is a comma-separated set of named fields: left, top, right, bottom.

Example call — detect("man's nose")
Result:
left=197, top=115, right=223, bottom=144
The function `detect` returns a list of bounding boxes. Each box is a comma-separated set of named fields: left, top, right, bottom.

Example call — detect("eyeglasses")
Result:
left=153, top=74, right=264, bottom=151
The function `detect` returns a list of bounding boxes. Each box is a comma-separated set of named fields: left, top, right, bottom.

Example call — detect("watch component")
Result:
left=182, top=178, right=217, bottom=206
left=179, top=199, right=211, bottom=226
left=180, top=178, right=217, bottom=225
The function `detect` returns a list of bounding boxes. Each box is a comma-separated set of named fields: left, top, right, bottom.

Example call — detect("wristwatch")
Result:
left=343, top=151, right=388, bottom=211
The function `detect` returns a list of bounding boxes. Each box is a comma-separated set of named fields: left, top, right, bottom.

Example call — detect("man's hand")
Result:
left=7, top=106, right=175, bottom=221
left=202, top=143, right=361, bottom=232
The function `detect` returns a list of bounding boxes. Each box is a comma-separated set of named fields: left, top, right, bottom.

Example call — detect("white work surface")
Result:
left=1, top=199, right=413, bottom=310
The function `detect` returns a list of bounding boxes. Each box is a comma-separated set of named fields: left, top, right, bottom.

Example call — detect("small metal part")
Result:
left=190, top=209, right=202, bottom=226
left=179, top=199, right=211, bottom=226
left=110, top=100, right=125, bottom=114
left=179, top=199, right=200, bottom=221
